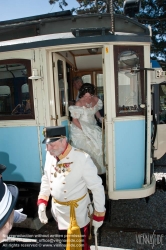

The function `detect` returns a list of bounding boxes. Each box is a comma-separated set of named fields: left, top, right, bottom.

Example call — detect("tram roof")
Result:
left=0, top=11, right=149, bottom=37
left=0, top=11, right=151, bottom=52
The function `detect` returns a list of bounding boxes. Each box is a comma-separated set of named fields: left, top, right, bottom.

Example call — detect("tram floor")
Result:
left=10, top=166, right=166, bottom=250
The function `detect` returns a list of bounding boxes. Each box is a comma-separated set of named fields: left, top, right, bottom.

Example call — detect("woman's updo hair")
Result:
left=79, top=83, right=95, bottom=98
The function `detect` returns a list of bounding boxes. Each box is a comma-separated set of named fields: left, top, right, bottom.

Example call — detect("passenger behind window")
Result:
left=24, top=99, right=31, bottom=114
left=11, top=100, right=31, bottom=115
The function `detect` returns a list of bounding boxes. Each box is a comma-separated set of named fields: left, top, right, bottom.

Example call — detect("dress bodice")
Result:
left=69, top=98, right=105, bottom=174
left=69, top=99, right=103, bottom=125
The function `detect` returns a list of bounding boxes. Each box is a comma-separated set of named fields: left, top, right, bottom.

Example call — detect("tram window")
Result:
left=96, top=73, right=104, bottom=101
left=82, top=75, right=91, bottom=83
left=159, top=84, right=166, bottom=123
left=114, top=48, right=144, bottom=116
left=57, top=60, right=67, bottom=116
left=0, top=59, right=34, bottom=120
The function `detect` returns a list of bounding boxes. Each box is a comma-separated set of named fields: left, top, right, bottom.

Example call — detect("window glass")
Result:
left=96, top=73, right=104, bottom=101
left=0, top=59, right=34, bottom=120
left=159, top=84, right=166, bottom=123
left=57, top=60, right=66, bottom=116
left=82, top=74, right=91, bottom=83
left=118, top=51, right=142, bottom=113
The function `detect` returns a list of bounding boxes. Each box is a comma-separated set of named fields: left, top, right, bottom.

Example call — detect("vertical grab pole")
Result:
left=140, top=68, right=154, bottom=185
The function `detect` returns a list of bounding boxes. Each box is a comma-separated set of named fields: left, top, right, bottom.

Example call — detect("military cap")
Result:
left=42, top=126, right=66, bottom=144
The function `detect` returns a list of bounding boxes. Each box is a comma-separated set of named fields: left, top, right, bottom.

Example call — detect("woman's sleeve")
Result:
left=68, top=106, right=83, bottom=119
left=97, top=99, right=103, bottom=111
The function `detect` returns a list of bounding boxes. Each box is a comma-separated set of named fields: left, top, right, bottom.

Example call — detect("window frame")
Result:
left=114, top=46, right=145, bottom=117
left=0, top=59, right=35, bottom=120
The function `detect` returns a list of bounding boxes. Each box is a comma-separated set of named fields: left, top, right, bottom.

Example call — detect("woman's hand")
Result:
left=72, top=118, right=82, bottom=130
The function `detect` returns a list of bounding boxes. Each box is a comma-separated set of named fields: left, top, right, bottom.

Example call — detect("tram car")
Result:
left=0, top=3, right=166, bottom=229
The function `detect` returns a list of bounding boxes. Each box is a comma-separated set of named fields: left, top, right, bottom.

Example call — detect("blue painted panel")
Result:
left=114, top=120, right=145, bottom=190
left=39, top=126, right=47, bottom=170
left=61, top=120, right=69, bottom=139
left=0, top=126, right=43, bottom=183
left=151, top=60, right=161, bottom=68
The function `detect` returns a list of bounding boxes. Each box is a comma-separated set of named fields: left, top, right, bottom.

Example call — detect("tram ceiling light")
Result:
left=123, top=0, right=141, bottom=18
left=88, top=48, right=98, bottom=54
left=28, top=69, right=42, bottom=80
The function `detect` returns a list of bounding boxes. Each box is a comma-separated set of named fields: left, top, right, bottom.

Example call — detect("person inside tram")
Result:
left=69, top=76, right=83, bottom=105
left=69, top=77, right=104, bottom=127
left=24, top=99, right=31, bottom=114
left=11, top=100, right=31, bottom=115
left=68, top=83, right=106, bottom=185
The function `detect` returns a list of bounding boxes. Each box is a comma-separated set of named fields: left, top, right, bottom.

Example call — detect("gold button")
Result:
left=64, top=190, right=67, bottom=193
left=51, top=173, right=53, bottom=175
left=50, top=181, right=53, bottom=183
left=62, top=182, right=66, bottom=184
left=50, top=188, right=52, bottom=190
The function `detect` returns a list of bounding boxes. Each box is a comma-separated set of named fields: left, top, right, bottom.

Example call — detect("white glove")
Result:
left=14, top=208, right=27, bottom=223
left=92, top=219, right=103, bottom=229
left=38, top=203, right=48, bottom=224
left=98, top=117, right=104, bottom=123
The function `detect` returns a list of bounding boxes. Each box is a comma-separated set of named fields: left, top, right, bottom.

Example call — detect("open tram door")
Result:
left=103, top=45, right=156, bottom=201
left=51, top=53, right=70, bottom=138
left=151, top=61, right=166, bottom=165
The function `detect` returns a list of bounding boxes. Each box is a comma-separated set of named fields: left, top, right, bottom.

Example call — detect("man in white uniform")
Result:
left=37, top=126, right=105, bottom=250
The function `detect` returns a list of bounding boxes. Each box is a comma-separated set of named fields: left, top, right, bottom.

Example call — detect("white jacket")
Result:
left=38, top=145, right=105, bottom=230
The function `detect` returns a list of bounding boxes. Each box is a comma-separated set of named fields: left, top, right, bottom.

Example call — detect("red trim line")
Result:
left=37, top=199, right=48, bottom=206
left=93, top=215, right=104, bottom=222
left=62, top=143, right=68, bottom=155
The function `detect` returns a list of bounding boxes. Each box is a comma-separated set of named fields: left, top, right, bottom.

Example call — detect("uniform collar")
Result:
left=58, top=144, right=72, bottom=160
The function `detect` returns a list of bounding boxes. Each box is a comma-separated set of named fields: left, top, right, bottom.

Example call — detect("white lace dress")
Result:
left=69, top=99, right=106, bottom=175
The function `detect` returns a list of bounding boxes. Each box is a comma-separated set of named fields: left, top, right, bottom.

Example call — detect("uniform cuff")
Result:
left=37, top=199, right=48, bottom=206
left=93, top=215, right=104, bottom=222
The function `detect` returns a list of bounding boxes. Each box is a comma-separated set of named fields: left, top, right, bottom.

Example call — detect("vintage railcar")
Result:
left=0, top=7, right=166, bottom=229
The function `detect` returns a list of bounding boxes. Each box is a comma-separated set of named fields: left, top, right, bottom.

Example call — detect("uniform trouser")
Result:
left=58, top=224, right=90, bottom=250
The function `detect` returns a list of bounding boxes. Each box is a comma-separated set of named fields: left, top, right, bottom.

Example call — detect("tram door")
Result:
left=105, top=45, right=156, bottom=200
left=52, top=53, right=69, bottom=137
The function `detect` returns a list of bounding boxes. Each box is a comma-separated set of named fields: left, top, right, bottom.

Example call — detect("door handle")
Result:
left=51, top=115, right=58, bottom=125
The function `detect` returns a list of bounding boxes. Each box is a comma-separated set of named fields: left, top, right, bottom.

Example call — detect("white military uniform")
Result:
left=38, top=144, right=105, bottom=230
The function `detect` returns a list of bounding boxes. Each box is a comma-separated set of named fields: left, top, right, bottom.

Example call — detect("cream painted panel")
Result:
left=0, top=50, right=32, bottom=60
left=154, top=124, right=166, bottom=159
left=75, top=54, right=102, bottom=70
left=59, top=51, right=75, bottom=66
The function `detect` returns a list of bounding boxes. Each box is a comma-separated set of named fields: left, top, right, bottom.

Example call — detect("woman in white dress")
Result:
left=69, top=83, right=106, bottom=176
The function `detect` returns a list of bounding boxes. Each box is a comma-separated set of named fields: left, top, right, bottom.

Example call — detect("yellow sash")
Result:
left=53, top=193, right=87, bottom=250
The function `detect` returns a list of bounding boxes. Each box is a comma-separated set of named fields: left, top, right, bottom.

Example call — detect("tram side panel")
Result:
left=0, top=49, right=48, bottom=186
left=114, top=118, right=145, bottom=190
left=0, top=126, right=45, bottom=184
